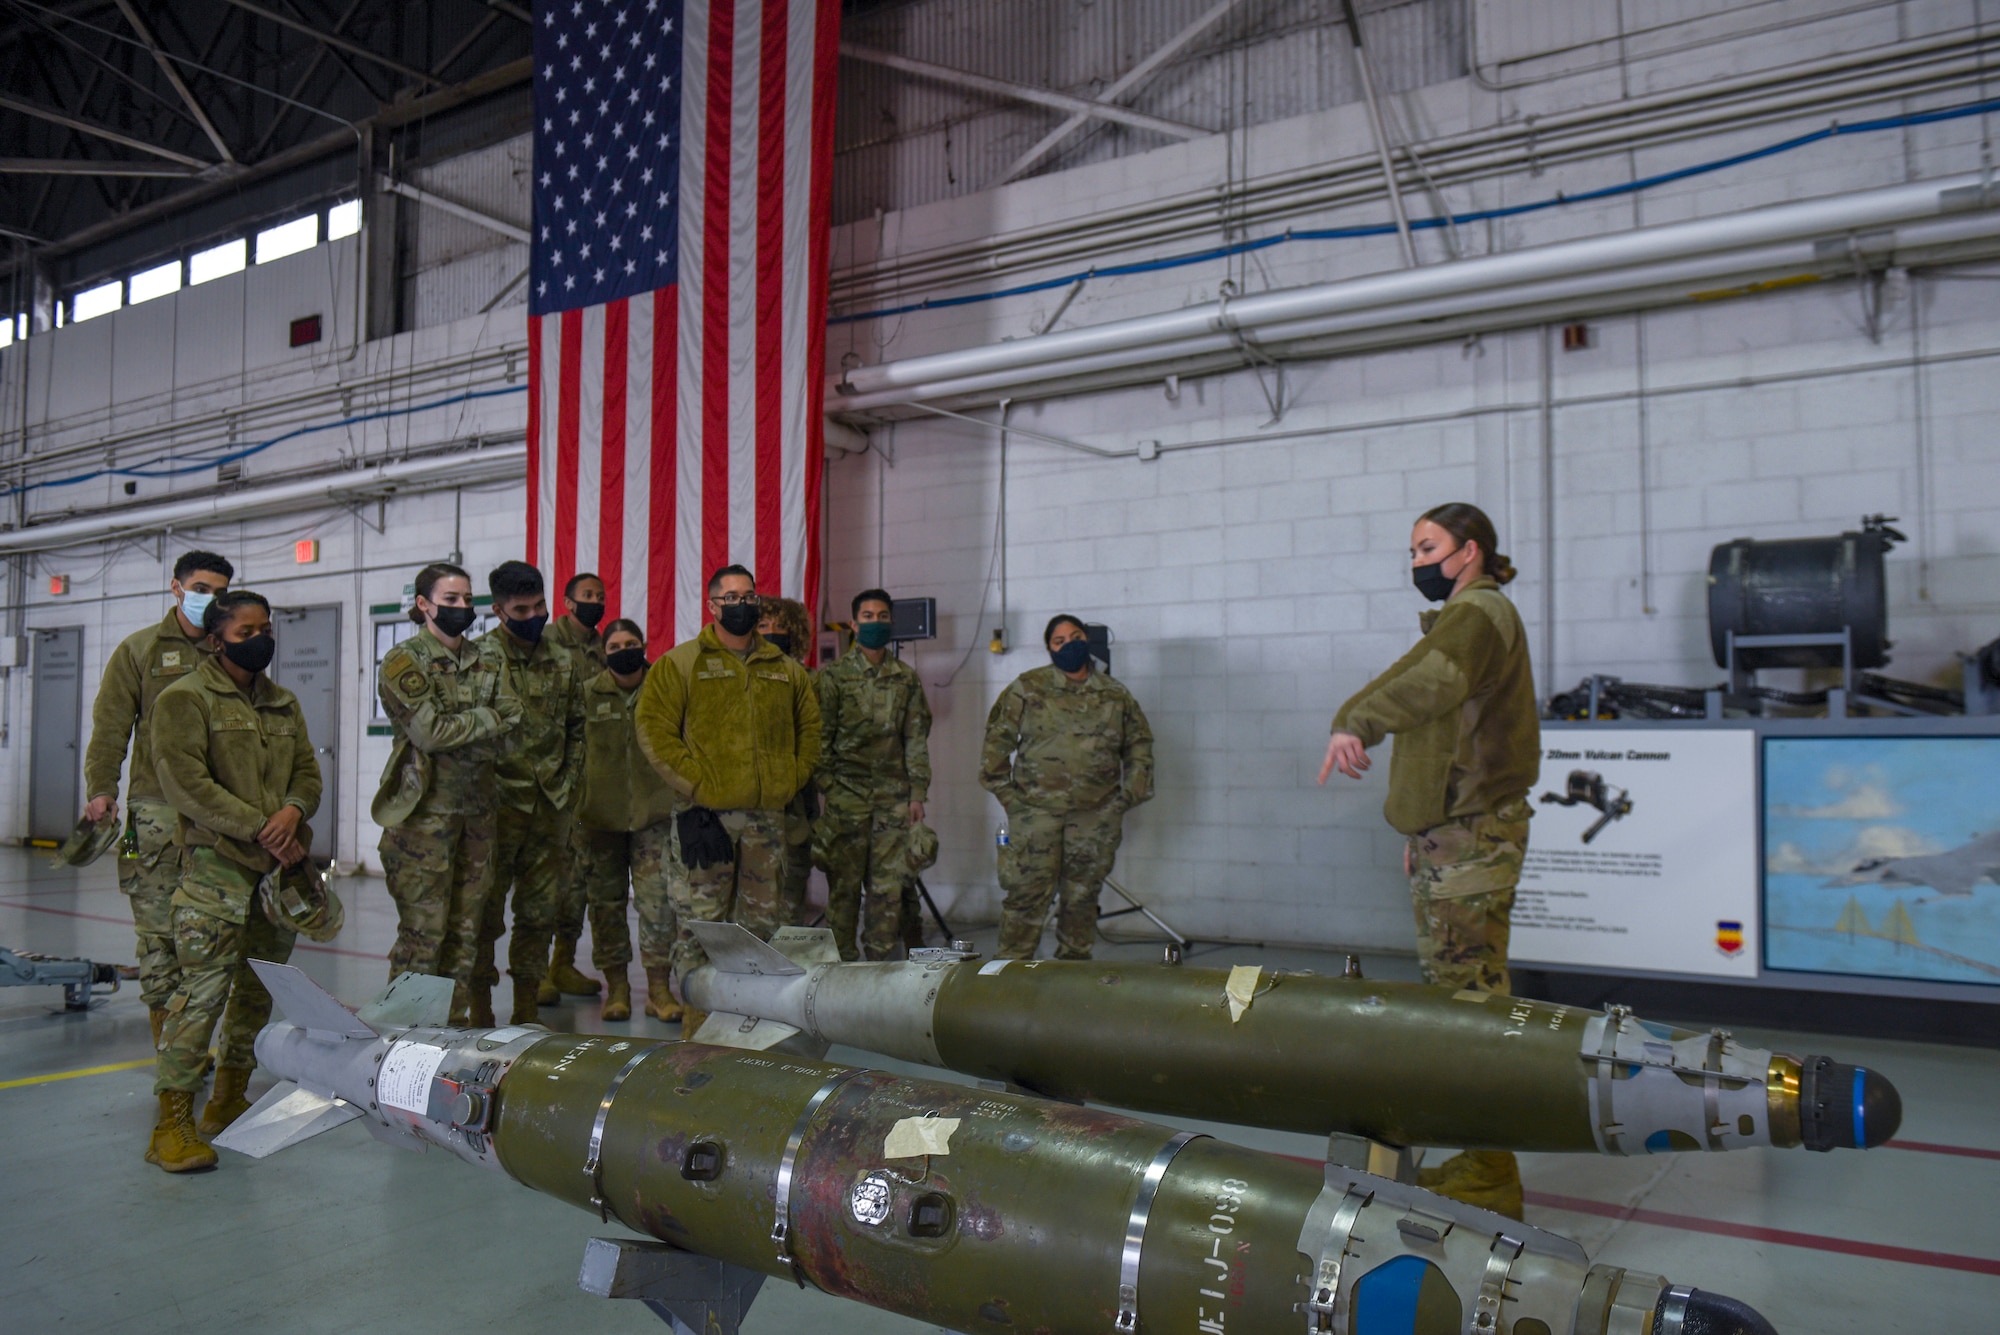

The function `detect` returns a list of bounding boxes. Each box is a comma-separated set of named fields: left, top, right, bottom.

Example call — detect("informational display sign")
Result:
left=1512, top=728, right=1759, bottom=977
left=1764, top=736, right=2000, bottom=988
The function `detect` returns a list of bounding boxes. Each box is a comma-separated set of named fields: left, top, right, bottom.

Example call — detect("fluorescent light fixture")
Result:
left=129, top=259, right=183, bottom=305
left=327, top=200, right=361, bottom=240
left=255, top=215, right=318, bottom=263
left=0, top=320, right=12, bottom=350
left=189, top=238, right=247, bottom=285
left=73, top=280, right=122, bottom=322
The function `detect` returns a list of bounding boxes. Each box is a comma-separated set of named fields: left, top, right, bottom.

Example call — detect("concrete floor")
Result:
left=3, top=847, right=1995, bottom=1333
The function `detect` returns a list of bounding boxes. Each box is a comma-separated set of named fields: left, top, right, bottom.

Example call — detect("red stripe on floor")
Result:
left=1886, top=1139, right=2000, bottom=1162
left=0, top=898, right=382, bottom=961
left=1524, top=1190, right=2000, bottom=1276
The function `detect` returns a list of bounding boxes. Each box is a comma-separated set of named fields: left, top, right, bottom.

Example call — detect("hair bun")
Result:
left=1489, top=553, right=1518, bottom=585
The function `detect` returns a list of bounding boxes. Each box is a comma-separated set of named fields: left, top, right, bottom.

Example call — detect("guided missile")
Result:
left=220, top=962, right=1779, bottom=1335
left=682, top=925, right=1901, bottom=1156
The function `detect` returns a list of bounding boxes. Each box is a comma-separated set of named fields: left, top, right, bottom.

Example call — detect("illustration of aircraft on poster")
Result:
left=1764, top=736, right=2000, bottom=986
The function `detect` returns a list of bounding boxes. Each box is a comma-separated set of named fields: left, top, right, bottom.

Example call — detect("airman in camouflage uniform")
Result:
left=472, top=563, right=587, bottom=1025
left=373, top=591, right=520, bottom=1023
left=815, top=592, right=932, bottom=961
left=633, top=567, right=820, bottom=1017
left=980, top=617, right=1153, bottom=961
left=1323, top=504, right=1539, bottom=1219
left=147, top=592, right=319, bottom=1172
left=575, top=619, right=685, bottom=1021
left=757, top=596, right=819, bottom=927
left=546, top=572, right=608, bottom=995
left=81, top=551, right=232, bottom=1035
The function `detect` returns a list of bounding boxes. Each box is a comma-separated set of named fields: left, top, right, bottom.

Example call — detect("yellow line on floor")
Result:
left=0, top=1057, right=152, bottom=1090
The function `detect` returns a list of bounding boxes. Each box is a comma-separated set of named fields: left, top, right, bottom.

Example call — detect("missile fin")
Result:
left=212, top=1080, right=363, bottom=1158
left=357, top=971, right=455, bottom=1030
left=687, top=921, right=808, bottom=976
left=767, top=926, right=842, bottom=967
left=249, top=960, right=377, bottom=1040
left=691, top=1010, right=829, bottom=1059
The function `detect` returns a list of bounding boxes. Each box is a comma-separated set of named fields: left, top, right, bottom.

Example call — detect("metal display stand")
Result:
left=578, top=1236, right=766, bottom=1335
left=1724, top=626, right=1928, bottom=717
left=1098, top=875, right=1191, bottom=950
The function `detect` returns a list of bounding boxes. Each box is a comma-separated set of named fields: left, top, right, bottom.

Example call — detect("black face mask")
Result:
left=572, top=601, right=605, bottom=629
left=1411, top=548, right=1462, bottom=603
left=606, top=646, right=648, bottom=676
left=1050, top=640, right=1092, bottom=674
left=764, top=632, right=793, bottom=656
left=430, top=605, right=478, bottom=638
left=717, top=601, right=760, bottom=637
left=505, top=613, right=549, bottom=644
left=222, top=633, right=276, bottom=674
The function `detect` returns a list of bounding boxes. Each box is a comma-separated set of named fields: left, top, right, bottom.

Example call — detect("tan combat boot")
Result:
left=148, top=1006, right=166, bottom=1049
left=145, top=1090, right=219, bottom=1173
left=1418, top=1150, right=1523, bottom=1221
left=643, top=967, right=683, bottom=1023
left=468, top=981, right=496, bottom=1029
left=601, top=970, right=632, bottom=1022
left=509, top=979, right=543, bottom=1026
left=548, top=940, right=602, bottom=997
left=198, top=1065, right=255, bottom=1137
left=537, top=975, right=560, bottom=1005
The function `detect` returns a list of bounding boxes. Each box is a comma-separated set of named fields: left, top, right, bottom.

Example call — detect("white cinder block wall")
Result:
left=4, top=0, right=1998, bottom=957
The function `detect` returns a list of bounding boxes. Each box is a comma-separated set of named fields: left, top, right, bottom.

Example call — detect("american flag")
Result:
left=528, top=0, right=840, bottom=653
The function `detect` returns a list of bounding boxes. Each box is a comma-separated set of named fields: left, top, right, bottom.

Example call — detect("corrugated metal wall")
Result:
left=403, top=132, right=532, bottom=330
left=833, top=0, right=1464, bottom=224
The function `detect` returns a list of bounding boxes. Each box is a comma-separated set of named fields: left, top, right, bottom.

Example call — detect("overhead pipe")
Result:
left=0, top=442, right=526, bottom=555
left=830, top=175, right=1998, bottom=409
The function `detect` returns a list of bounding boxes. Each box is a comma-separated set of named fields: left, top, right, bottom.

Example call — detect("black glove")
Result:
left=677, top=806, right=734, bottom=871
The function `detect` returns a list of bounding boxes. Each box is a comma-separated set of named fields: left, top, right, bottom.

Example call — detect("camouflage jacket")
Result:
left=83, top=608, right=209, bottom=804
left=634, top=625, right=821, bottom=812
left=372, top=625, right=519, bottom=826
left=980, top=665, right=1154, bottom=815
left=546, top=614, right=605, bottom=674
left=483, top=627, right=587, bottom=813
left=1333, top=578, right=1540, bottom=836
left=150, top=656, right=321, bottom=873
left=576, top=667, right=683, bottom=832
left=815, top=647, right=932, bottom=803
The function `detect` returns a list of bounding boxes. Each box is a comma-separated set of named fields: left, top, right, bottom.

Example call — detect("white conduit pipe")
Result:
left=830, top=205, right=2000, bottom=413
left=832, top=175, right=1995, bottom=406
left=0, top=442, right=526, bottom=555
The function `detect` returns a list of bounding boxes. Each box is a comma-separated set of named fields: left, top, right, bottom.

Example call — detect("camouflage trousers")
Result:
left=1406, top=798, right=1531, bottom=996
left=475, top=795, right=573, bottom=994
left=996, top=802, right=1124, bottom=961
left=379, top=806, right=496, bottom=989
left=553, top=827, right=589, bottom=949
left=155, top=849, right=296, bottom=1093
left=816, top=791, right=912, bottom=962
left=575, top=821, right=681, bottom=972
left=669, top=808, right=786, bottom=986
left=116, top=798, right=182, bottom=1008
left=780, top=793, right=814, bottom=929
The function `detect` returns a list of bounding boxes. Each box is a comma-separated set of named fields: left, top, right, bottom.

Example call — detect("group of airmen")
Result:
left=78, top=549, right=1157, bottom=1177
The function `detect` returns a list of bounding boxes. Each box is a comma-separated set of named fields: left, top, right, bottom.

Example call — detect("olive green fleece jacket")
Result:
left=1332, top=578, right=1540, bottom=836
left=84, top=608, right=209, bottom=805
left=633, top=625, right=821, bottom=812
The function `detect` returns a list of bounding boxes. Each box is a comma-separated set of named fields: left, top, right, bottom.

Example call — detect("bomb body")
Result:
left=222, top=963, right=1778, bottom=1335
left=682, top=925, right=1900, bottom=1155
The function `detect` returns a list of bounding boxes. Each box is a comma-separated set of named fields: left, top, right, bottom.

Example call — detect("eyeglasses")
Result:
left=709, top=592, right=760, bottom=607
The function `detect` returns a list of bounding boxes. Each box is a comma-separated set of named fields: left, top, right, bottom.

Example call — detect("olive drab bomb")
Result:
left=682, top=924, right=1902, bottom=1157
left=218, top=963, right=1780, bottom=1335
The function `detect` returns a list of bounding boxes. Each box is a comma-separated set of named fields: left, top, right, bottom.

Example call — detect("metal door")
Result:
left=270, top=605, right=340, bottom=864
left=29, top=626, right=83, bottom=842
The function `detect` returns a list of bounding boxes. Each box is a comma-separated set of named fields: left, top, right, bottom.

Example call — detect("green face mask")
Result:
left=856, top=621, right=893, bottom=650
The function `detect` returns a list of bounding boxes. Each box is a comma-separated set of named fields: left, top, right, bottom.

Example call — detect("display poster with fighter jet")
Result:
left=1764, top=736, right=2000, bottom=987
left=1513, top=728, right=1759, bottom=978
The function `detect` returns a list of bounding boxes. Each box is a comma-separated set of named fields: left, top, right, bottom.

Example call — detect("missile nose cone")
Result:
left=1799, top=1057, right=1902, bottom=1150
left=1666, top=1287, right=1781, bottom=1335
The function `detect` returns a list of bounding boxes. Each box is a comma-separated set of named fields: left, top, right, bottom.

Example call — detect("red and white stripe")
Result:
left=527, top=0, right=839, bottom=656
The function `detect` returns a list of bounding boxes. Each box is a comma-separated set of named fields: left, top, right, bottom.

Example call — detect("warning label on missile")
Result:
left=379, top=1041, right=449, bottom=1115
left=1513, top=727, right=1758, bottom=979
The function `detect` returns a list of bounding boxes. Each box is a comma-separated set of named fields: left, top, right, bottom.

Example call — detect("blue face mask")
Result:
left=180, top=590, right=214, bottom=628
left=1050, top=639, right=1092, bottom=674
